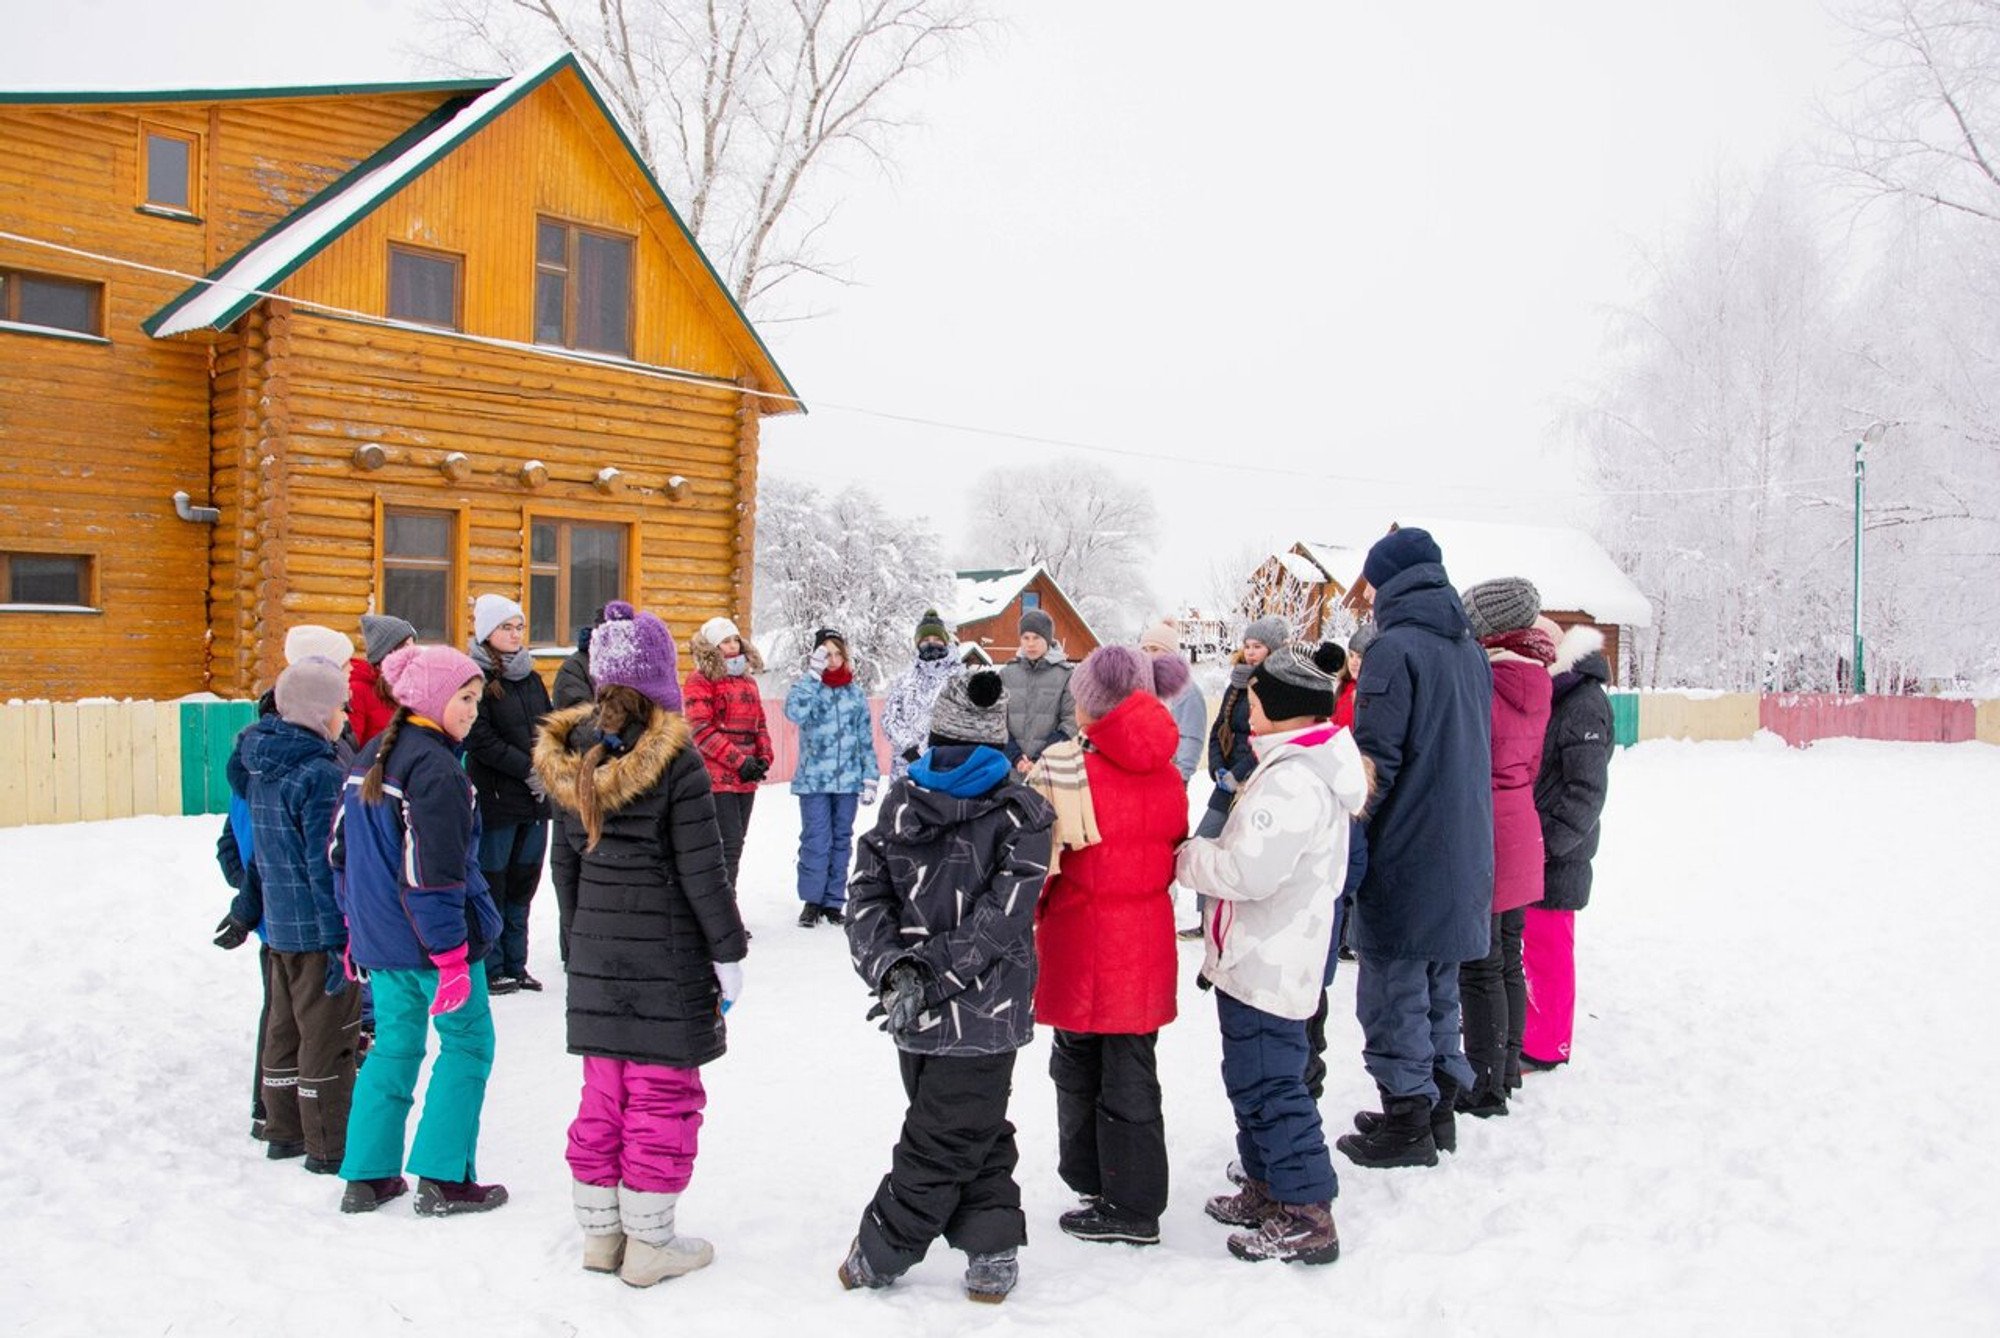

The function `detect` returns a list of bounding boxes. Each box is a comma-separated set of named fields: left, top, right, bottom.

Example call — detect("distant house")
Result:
left=0, top=53, right=798, bottom=700
left=952, top=565, right=1099, bottom=663
left=1335, top=518, right=1654, bottom=682
left=1239, top=541, right=1366, bottom=644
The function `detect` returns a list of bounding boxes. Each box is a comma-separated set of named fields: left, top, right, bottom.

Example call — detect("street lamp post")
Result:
left=1852, top=422, right=1887, bottom=694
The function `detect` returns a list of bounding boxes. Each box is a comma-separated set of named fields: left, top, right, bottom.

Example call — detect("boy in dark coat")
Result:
left=840, top=671, right=1056, bottom=1305
left=1335, top=529, right=1495, bottom=1170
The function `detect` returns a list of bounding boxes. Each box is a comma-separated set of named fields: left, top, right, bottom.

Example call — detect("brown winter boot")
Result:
left=1227, top=1201, right=1341, bottom=1265
left=1204, top=1175, right=1279, bottom=1228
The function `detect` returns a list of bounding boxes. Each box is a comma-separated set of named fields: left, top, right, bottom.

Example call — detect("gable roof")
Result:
left=139, top=52, right=797, bottom=408
left=1345, top=517, right=1654, bottom=627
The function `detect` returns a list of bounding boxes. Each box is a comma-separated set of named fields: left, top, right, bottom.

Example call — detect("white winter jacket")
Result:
left=1175, top=723, right=1368, bottom=1020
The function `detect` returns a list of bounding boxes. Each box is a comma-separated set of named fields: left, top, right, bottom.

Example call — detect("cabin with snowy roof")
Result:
left=952, top=565, right=1099, bottom=664
left=0, top=53, right=798, bottom=700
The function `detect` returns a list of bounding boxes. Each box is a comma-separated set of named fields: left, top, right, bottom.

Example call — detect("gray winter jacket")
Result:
left=997, top=646, right=1077, bottom=764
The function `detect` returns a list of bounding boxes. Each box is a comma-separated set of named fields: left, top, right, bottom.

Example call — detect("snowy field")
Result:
left=3, top=737, right=1998, bottom=1336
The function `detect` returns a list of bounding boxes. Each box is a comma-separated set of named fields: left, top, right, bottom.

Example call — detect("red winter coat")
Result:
left=347, top=656, right=397, bottom=746
left=1033, top=692, right=1189, bottom=1034
left=684, top=668, right=774, bottom=794
left=1488, top=654, right=1554, bottom=913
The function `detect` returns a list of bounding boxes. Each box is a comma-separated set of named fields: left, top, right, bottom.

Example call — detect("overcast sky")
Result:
left=3, top=0, right=1856, bottom=612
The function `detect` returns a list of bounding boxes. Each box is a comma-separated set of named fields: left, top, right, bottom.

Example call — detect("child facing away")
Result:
left=535, top=604, right=748, bottom=1289
left=330, top=644, right=507, bottom=1217
left=1175, top=642, right=1369, bottom=1267
left=839, top=670, right=1055, bottom=1305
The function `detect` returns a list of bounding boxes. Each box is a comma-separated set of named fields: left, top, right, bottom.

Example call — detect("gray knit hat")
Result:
left=1241, top=614, right=1289, bottom=651
left=275, top=658, right=351, bottom=739
left=1019, top=607, right=1055, bottom=642
left=1461, top=577, right=1541, bottom=639
left=360, top=613, right=417, bottom=665
left=927, top=670, right=1009, bottom=747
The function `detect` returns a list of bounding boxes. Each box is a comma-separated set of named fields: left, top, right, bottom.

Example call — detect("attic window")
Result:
left=534, top=218, right=632, bottom=358
left=142, top=126, right=200, bottom=214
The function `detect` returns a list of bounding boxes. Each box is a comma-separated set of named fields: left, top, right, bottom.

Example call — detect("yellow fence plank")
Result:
left=0, top=707, right=27, bottom=828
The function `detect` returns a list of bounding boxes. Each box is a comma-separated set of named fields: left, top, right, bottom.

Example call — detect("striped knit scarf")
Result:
left=1025, top=737, right=1101, bottom=876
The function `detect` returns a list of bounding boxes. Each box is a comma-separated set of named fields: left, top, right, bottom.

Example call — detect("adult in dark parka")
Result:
left=1335, top=528, right=1494, bottom=1171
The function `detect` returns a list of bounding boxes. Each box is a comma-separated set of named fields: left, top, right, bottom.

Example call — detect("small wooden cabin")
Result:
left=0, top=54, right=798, bottom=701
left=952, top=566, right=1099, bottom=664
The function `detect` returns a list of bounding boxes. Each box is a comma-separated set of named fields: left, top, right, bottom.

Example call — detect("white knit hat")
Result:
left=698, top=615, right=742, bottom=646
left=473, top=593, right=526, bottom=644
left=284, top=624, right=354, bottom=667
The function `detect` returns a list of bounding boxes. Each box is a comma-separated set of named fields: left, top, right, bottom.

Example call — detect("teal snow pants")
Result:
left=340, top=968, right=494, bottom=1184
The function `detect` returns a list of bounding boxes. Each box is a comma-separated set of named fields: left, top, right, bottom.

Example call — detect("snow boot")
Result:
left=1058, top=1198, right=1160, bottom=1246
left=1354, top=1073, right=1459, bottom=1153
left=574, top=1180, right=625, bottom=1274
left=339, top=1176, right=408, bottom=1214
left=964, top=1248, right=1018, bottom=1303
left=1205, top=1177, right=1279, bottom=1228
left=1226, top=1201, right=1340, bottom=1265
left=797, top=904, right=821, bottom=929
left=617, top=1189, right=712, bottom=1286
left=838, top=1236, right=900, bottom=1291
left=414, top=1177, right=510, bottom=1216
left=1336, top=1094, right=1439, bottom=1169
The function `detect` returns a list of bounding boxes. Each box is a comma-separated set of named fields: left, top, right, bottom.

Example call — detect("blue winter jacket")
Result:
left=1351, top=561, right=1496, bottom=963
left=330, top=720, right=501, bottom=971
left=238, top=717, right=348, bottom=954
left=784, top=676, right=882, bottom=795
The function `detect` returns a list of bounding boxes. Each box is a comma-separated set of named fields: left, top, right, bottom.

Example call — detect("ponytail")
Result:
left=575, top=685, right=654, bottom=850
left=360, top=707, right=409, bottom=804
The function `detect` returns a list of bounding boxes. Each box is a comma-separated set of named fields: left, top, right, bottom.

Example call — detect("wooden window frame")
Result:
left=533, top=215, right=636, bottom=358
left=0, top=267, right=108, bottom=342
left=0, top=550, right=99, bottom=612
left=137, top=121, right=202, bottom=218
left=373, top=496, right=470, bottom=645
left=386, top=242, right=465, bottom=331
left=522, top=508, right=640, bottom=649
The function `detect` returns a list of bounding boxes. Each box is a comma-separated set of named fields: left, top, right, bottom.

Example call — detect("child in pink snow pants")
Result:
left=535, top=604, right=748, bottom=1289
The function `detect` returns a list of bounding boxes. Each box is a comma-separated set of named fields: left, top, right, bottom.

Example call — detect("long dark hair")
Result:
left=575, top=685, right=654, bottom=850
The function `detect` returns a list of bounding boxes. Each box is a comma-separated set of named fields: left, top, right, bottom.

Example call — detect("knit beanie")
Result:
left=1249, top=642, right=1347, bottom=721
left=1019, top=607, right=1055, bottom=642
left=591, top=601, right=682, bottom=711
left=927, top=670, right=1009, bottom=747
left=1138, top=620, right=1179, bottom=655
left=1240, top=614, right=1289, bottom=651
left=359, top=613, right=417, bottom=665
left=1348, top=622, right=1378, bottom=658
left=1361, top=527, right=1443, bottom=590
left=284, top=624, right=353, bottom=667
left=698, top=615, right=741, bottom=647
left=1461, top=577, right=1541, bottom=639
left=275, top=658, right=351, bottom=739
left=915, top=608, right=950, bottom=645
left=380, top=644, right=483, bottom=724
left=473, top=593, right=525, bottom=645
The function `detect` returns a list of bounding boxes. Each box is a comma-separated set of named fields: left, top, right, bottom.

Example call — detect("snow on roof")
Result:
left=1351, top=517, right=1654, bottom=627
left=952, top=566, right=1043, bottom=627
left=148, top=55, right=568, bottom=338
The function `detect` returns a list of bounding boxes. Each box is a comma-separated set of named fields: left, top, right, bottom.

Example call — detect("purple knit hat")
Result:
left=380, top=644, right=483, bottom=724
left=589, top=601, right=682, bottom=711
left=1070, top=644, right=1193, bottom=719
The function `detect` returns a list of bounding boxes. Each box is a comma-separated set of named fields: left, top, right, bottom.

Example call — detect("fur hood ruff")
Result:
left=534, top=702, right=693, bottom=814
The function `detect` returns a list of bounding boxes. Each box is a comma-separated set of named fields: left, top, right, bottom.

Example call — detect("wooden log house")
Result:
left=0, top=53, right=799, bottom=702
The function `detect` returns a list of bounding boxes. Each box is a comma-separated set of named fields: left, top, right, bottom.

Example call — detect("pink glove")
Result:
left=429, top=943, right=471, bottom=1016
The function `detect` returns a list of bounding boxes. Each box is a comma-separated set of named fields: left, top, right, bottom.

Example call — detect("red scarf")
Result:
left=821, top=665, right=855, bottom=688
left=1480, top=626, right=1558, bottom=665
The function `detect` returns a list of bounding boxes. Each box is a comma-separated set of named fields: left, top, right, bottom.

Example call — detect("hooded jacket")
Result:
left=1351, top=561, right=1495, bottom=962
left=535, top=703, right=748, bottom=1069
left=1033, top=693, right=1188, bottom=1035
left=845, top=749, right=1056, bottom=1056
left=1534, top=626, right=1615, bottom=911
left=997, top=645, right=1077, bottom=764
left=240, top=716, right=347, bottom=954
left=1487, top=649, right=1554, bottom=914
left=1177, top=723, right=1370, bottom=1020
left=784, top=672, right=881, bottom=795
left=684, top=634, right=773, bottom=795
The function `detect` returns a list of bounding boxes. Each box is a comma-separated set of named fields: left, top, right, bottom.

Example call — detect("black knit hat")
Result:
left=928, top=670, right=1009, bottom=747
left=915, top=609, right=949, bottom=645
left=1249, top=642, right=1346, bottom=721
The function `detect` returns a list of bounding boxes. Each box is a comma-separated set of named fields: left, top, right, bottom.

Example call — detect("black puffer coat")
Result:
left=536, top=703, right=747, bottom=1069
left=466, top=665, right=553, bottom=828
left=846, top=747, right=1055, bottom=1058
left=1533, top=635, right=1615, bottom=912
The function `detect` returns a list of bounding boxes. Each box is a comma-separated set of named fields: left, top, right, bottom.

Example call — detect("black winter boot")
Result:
left=1336, top=1094, right=1439, bottom=1169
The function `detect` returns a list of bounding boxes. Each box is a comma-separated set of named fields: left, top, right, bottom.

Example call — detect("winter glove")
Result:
left=737, top=756, right=769, bottom=783
left=324, top=952, right=349, bottom=998
left=212, top=914, right=251, bottom=951
left=525, top=770, right=548, bottom=802
left=880, top=963, right=925, bottom=1034
left=808, top=645, right=832, bottom=675
left=428, top=943, right=472, bottom=1017
left=714, top=961, right=744, bottom=1014
left=1216, top=769, right=1240, bottom=794
left=860, top=779, right=879, bottom=805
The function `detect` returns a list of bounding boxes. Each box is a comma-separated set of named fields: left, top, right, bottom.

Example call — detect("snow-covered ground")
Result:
left=3, top=737, right=1997, bottom=1336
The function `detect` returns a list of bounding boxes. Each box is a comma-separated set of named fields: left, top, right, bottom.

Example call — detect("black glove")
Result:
left=737, top=756, right=769, bottom=783
left=212, top=915, right=251, bottom=951
left=880, top=963, right=925, bottom=1034
left=324, top=952, right=350, bottom=998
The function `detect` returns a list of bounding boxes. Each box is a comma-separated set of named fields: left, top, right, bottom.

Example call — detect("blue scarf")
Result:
left=910, top=745, right=1011, bottom=798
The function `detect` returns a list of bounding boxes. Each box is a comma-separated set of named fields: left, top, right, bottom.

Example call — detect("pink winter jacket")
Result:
left=1487, top=653, right=1554, bottom=914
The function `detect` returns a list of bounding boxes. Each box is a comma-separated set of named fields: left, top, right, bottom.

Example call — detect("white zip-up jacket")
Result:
left=1175, top=723, right=1368, bottom=1020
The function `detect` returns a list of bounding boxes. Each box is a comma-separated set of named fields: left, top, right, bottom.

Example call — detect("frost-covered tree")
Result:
left=753, top=475, right=952, bottom=687
left=959, top=458, right=1160, bottom=643
left=422, top=0, right=985, bottom=317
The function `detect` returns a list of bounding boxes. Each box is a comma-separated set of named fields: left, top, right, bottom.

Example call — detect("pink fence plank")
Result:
left=1758, top=694, right=1977, bottom=748
left=758, top=695, right=893, bottom=788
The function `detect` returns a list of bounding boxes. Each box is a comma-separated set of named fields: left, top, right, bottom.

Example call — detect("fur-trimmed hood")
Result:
left=534, top=702, right=693, bottom=814
left=690, top=633, right=765, bottom=681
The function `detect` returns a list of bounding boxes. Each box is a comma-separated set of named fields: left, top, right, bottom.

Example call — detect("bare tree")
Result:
left=423, top=0, right=986, bottom=317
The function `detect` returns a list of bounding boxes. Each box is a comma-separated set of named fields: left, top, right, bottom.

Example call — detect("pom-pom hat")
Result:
left=590, top=601, right=682, bottom=712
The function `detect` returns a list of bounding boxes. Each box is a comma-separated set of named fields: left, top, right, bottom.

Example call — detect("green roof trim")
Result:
left=0, top=77, right=503, bottom=106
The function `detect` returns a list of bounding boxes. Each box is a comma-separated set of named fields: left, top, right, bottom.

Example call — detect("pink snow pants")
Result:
left=1520, top=908, right=1576, bottom=1064
left=566, top=1056, right=706, bottom=1193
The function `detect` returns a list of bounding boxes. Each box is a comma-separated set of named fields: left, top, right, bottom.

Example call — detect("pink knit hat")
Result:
left=380, top=644, right=484, bottom=724
left=589, top=601, right=682, bottom=711
left=1070, top=644, right=1192, bottom=719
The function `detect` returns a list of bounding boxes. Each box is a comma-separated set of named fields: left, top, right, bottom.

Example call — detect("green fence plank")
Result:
left=1608, top=692, right=1641, bottom=748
